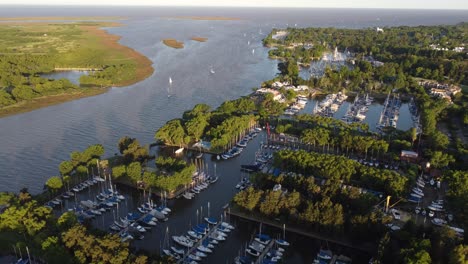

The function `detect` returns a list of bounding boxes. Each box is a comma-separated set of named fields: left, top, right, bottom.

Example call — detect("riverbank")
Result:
left=0, top=20, right=154, bottom=118
left=0, top=87, right=108, bottom=118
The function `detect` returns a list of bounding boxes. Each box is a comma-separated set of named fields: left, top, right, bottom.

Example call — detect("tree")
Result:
left=449, top=244, right=468, bottom=264
left=185, top=115, right=209, bottom=141
left=409, top=127, right=418, bottom=146
left=118, top=136, right=134, bottom=155
left=112, top=165, right=126, bottom=179
left=430, top=151, right=455, bottom=168
left=404, top=250, right=432, bottom=264
left=155, top=119, right=187, bottom=146
left=127, top=162, right=142, bottom=182
left=233, top=187, right=263, bottom=211
left=59, top=160, right=74, bottom=176
left=45, top=176, right=63, bottom=193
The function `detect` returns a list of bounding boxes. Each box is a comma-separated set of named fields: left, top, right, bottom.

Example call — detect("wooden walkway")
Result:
left=227, top=207, right=375, bottom=253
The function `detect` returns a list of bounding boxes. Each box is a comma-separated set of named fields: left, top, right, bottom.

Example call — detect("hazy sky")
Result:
left=0, top=0, right=467, bottom=9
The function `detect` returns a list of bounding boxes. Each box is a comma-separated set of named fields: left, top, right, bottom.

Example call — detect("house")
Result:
left=401, top=150, right=418, bottom=162
left=255, top=88, right=283, bottom=101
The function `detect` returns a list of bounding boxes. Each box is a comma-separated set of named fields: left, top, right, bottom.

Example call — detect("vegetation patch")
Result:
left=0, top=21, right=154, bottom=117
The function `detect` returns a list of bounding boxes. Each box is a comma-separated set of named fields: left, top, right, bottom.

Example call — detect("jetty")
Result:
left=227, top=206, right=375, bottom=253
left=254, top=239, right=275, bottom=264
left=176, top=221, right=222, bottom=264
left=377, top=93, right=401, bottom=130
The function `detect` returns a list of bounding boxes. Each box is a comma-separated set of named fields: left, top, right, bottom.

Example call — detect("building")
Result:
left=400, top=150, right=419, bottom=162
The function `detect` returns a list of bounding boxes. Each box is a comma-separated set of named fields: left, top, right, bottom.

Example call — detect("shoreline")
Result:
left=0, top=22, right=154, bottom=118
left=0, top=88, right=109, bottom=118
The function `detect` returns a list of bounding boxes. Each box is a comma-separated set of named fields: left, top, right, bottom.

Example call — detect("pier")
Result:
left=254, top=239, right=275, bottom=264
left=176, top=222, right=222, bottom=264
left=227, top=207, right=375, bottom=253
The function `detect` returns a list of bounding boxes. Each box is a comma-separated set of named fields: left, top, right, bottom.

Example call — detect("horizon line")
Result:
left=0, top=4, right=466, bottom=10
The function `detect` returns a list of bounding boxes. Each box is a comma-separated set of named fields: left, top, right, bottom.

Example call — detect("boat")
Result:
left=188, top=254, right=201, bottom=261
left=205, top=217, right=218, bottom=225
left=171, top=246, right=185, bottom=255
left=221, top=222, right=235, bottom=230
left=431, top=218, right=447, bottom=226
left=120, top=232, right=133, bottom=242
left=175, top=147, right=184, bottom=154
left=109, top=224, right=121, bottom=231
left=194, top=250, right=207, bottom=258
left=188, top=230, right=202, bottom=240
left=173, top=235, right=194, bottom=247
left=210, top=66, right=215, bottom=74
left=246, top=248, right=260, bottom=257
left=255, top=234, right=271, bottom=245
left=197, top=245, right=213, bottom=253
left=315, top=249, right=333, bottom=262
left=169, top=77, right=173, bottom=84
left=209, top=176, right=219, bottom=183
left=275, top=239, right=290, bottom=246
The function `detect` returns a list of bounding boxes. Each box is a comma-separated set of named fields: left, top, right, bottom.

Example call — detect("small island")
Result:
left=162, top=39, right=184, bottom=49
left=191, top=36, right=208, bottom=42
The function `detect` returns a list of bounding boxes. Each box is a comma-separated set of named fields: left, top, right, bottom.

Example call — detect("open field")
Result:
left=162, top=38, right=184, bottom=49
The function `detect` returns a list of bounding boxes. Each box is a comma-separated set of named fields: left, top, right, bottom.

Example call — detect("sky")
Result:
left=0, top=0, right=467, bottom=9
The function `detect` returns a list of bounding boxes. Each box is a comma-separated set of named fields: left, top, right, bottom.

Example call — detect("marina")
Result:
left=377, top=93, right=402, bottom=130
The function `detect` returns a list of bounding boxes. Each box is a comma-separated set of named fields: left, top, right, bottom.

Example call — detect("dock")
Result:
left=254, top=239, right=275, bottom=264
left=176, top=222, right=222, bottom=264
left=227, top=207, right=375, bottom=253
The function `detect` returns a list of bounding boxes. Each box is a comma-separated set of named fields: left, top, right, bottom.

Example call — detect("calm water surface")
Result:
left=1, top=7, right=466, bottom=193
left=0, top=6, right=466, bottom=264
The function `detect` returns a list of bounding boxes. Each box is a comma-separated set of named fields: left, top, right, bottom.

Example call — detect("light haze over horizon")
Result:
left=0, top=0, right=467, bottom=10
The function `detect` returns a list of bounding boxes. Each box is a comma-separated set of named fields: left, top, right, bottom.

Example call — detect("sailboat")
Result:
left=167, top=77, right=173, bottom=98
left=210, top=163, right=218, bottom=184
left=252, top=49, right=255, bottom=55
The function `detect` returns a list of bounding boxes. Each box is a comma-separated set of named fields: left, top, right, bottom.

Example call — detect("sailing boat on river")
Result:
left=167, top=77, right=173, bottom=98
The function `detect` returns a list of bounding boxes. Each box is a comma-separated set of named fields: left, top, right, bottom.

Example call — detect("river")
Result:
left=1, top=6, right=467, bottom=264
left=1, top=7, right=466, bottom=194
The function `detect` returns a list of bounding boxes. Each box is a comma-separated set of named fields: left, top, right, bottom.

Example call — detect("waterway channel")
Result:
left=55, top=131, right=371, bottom=263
